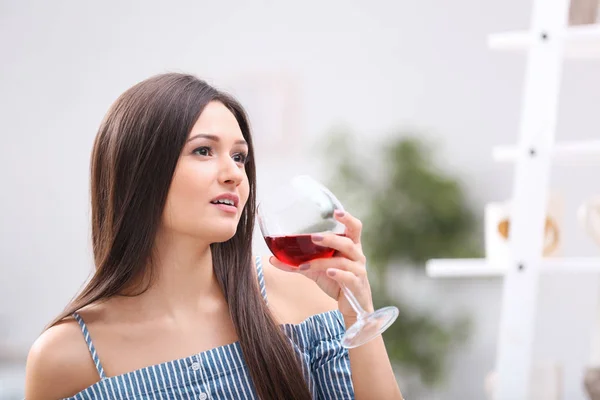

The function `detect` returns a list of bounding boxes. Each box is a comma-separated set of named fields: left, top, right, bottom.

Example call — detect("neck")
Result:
left=130, top=230, right=226, bottom=317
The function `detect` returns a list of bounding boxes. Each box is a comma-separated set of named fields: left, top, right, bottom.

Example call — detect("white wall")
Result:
left=2, top=0, right=600, bottom=398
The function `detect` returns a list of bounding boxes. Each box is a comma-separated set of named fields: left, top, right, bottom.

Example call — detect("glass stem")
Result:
left=340, top=283, right=368, bottom=319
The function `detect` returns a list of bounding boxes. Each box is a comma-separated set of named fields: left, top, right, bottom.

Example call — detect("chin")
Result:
left=211, top=232, right=237, bottom=244
left=202, top=224, right=240, bottom=244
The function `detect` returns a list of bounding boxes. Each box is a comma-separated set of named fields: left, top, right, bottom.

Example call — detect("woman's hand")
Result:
left=269, top=210, right=374, bottom=320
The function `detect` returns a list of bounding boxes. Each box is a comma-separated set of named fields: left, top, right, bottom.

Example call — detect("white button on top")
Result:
left=199, top=393, right=208, bottom=400
left=191, top=362, right=201, bottom=371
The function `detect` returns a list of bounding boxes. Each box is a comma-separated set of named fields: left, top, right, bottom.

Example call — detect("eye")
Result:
left=193, top=146, right=212, bottom=157
left=233, top=152, right=249, bottom=165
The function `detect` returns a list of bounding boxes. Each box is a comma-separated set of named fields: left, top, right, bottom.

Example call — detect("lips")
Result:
left=210, top=193, right=239, bottom=208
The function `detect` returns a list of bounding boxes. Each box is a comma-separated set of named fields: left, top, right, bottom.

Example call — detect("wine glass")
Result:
left=257, top=175, right=399, bottom=348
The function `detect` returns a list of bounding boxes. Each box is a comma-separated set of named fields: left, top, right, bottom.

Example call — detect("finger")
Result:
left=300, top=256, right=366, bottom=277
left=325, top=268, right=363, bottom=294
left=334, top=210, right=363, bottom=244
left=311, top=233, right=364, bottom=262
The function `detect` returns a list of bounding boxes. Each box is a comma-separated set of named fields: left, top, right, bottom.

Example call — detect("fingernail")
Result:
left=327, top=269, right=336, bottom=277
left=334, top=210, right=345, bottom=217
left=312, top=234, right=324, bottom=241
left=299, top=263, right=310, bottom=270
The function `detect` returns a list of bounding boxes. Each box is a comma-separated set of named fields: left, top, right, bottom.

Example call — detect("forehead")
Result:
left=189, top=101, right=243, bottom=140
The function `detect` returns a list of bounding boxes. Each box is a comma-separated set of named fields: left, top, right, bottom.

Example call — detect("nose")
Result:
left=219, top=156, right=244, bottom=186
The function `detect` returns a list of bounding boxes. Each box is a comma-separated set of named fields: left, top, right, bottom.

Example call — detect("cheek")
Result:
left=163, top=165, right=211, bottom=227
left=173, top=170, right=206, bottom=204
left=239, top=177, right=251, bottom=208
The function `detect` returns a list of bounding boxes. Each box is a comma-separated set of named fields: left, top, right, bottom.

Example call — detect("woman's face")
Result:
left=161, top=101, right=251, bottom=243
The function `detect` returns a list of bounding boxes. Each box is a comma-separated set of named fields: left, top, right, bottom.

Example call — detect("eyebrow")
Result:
left=187, top=133, right=248, bottom=146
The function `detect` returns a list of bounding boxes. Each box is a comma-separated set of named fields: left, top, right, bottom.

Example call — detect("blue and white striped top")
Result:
left=66, top=257, right=355, bottom=399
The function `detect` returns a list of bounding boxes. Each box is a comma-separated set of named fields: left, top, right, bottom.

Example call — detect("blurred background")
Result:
left=2, top=0, right=600, bottom=398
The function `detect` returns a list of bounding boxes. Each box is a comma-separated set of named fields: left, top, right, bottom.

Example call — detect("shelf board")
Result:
left=492, top=140, right=600, bottom=164
left=426, top=257, right=600, bottom=278
left=488, top=24, right=600, bottom=58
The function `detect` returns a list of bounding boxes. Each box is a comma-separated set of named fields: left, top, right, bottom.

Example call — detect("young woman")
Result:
left=24, top=73, right=403, bottom=399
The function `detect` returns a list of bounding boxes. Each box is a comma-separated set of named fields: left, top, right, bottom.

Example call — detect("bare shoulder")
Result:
left=259, top=255, right=338, bottom=324
left=25, top=315, right=100, bottom=399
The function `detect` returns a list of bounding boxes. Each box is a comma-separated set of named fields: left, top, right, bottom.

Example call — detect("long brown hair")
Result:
left=49, top=73, right=312, bottom=399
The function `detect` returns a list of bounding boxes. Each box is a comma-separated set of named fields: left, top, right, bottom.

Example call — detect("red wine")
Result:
left=264, top=234, right=344, bottom=267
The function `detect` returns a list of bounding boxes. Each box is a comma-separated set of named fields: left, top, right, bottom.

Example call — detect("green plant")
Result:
left=320, top=127, right=482, bottom=386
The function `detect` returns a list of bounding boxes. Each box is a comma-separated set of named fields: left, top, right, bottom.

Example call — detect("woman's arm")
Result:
left=343, top=314, right=403, bottom=399
left=268, top=210, right=404, bottom=400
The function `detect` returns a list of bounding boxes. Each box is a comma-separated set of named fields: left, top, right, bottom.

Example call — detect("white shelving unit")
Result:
left=492, top=140, right=600, bottom=164
left=426, top=257, right=600, bottom=278
left=426, top=1, right=600, bottom=398
left=489, top=23, right=600, bottom=58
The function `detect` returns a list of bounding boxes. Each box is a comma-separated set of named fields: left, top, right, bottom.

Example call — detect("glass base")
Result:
left=340, top=306, right=399, bottom=349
